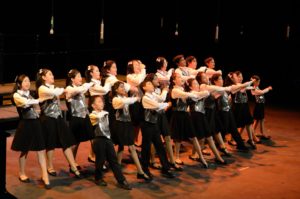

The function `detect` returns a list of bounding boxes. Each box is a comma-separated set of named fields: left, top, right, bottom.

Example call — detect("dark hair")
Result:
left=144, top=73, right=156, bottom=83
left=85, top=65, right=99, bottom=83
left=110, top=81, right=124, bottom=99
left=186, top=56, right=196, bottom=65
left=251, top=75, right=260, bottom=81
left=195, top=71, right=205, bottom=85
left=11, top=74, right=29, bottom=105
left=88, top=95, right=104, bottom=111
left=36, top=68, right=50, bottom=97
left=66, top=69, right=80, bottom=87
left=224, top=72, right=234, bottom=86
left=172, top=54, right=184, bottom=65
left=185, top=78, right=195, bottom=92
left=101, top=60, right=116, bottom=84
left=140, top=80, right=152, bottom=94
left=127, top=60, right=136, bottom=74
left=210, top=73, right=222, bottom=85
left=155, top=57, right=167, bottom=70
left=204, top=57, right=214, bottom=65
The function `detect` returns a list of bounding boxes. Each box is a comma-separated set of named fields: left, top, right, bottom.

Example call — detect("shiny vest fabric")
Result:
left=144, top=109, right=158, bottom=124
left=94, top=113, right=111, bottom=138
left=173, top=98, right=188, bottom=112
left=234, top=91, right=248, bottom=103
left=217, top=92, right=231, bottom=112
left=40, top=97, right=62, bottom=119
left=16, top=94, right=39, bottom=119
left=70, top=93, right=88, bottom=118
left=190, top=99, right=205, bottom=113
left=115, top=105, right=131, bottom=122
left=204, top=95, right=216, bottom=109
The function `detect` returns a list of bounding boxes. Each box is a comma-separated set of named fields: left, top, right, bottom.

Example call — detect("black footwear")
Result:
left=200, top=161, right=209, bottom=169
left=118, top=180, right=132, bottom=190
left=237, top=145, right=250, bottom=152
left=69, top=165, right=82, bottom=171
left=169, top=163, right=183, bottom=171
left=215, top=159, right=227, bottom=165
left=189, top=155, right=200, bottom=161
left=260, top=135, right=271, bottom=140
left=19, top=176, right=30, bottom=183
left=150, top=162, right=162, bottom=170
left=137, top=173, right=152, bottom=182
left=247, top=140, right=257, bottom=150
left=88, top=157, right=95, bottom=163
left=47, top=168, right=57, bottom=176
left=95, top=178, right=107, bottom=186
left=161, top=170, right=175, bottom=178
left=40, top=178, right=51, bottom=189
left=219, top=148, right=232, bottom=157
left=70, top=168, right=83, bottom=178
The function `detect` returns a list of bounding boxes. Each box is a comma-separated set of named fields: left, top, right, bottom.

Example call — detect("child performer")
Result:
left=11, top=74, right=50, bottom=189
left=251, top=75, right=272, bottom=140
left=36, top=68, right=81, bottom=178
left=89, top=95, right=132, bottom=190
left=65, top=69, right=95, bottom=169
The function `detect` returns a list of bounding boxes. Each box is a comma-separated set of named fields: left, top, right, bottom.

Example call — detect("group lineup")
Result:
left=10, top=55, right=272, bottom=190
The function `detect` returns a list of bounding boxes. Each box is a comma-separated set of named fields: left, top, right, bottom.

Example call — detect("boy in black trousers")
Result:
left=89, top=95, right=132, bottom=190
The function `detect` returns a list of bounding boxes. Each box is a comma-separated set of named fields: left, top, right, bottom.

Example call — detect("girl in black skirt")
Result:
left=250, top=75, right=272, bottom=140
left=11, top=74, right=50, bottom=188
left=65, top=69, right=95, bottom=169
left=185, top=78, right=226, bottom=163
left=170, top=73, right=209, bottom=167
left=230, top=71, right=257, bottom=149
left=111, top=81, right=151, bottom=181
left=36, top=68, right=81, bottom=178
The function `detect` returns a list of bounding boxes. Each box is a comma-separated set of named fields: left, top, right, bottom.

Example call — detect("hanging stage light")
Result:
left=286, top=24, right=290, bottom=40
left=100, top=19, right=104, bottom=44
left=49, top=0, right=54, bottom=35
left=215, top=24, right=219, bottom=41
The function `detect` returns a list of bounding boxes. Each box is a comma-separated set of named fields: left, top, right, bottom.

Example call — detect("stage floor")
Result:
left=4, top=106, right=300, bottom=199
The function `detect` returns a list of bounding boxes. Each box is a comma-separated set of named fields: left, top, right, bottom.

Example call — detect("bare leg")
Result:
left=88, top=140, right=95, bottom=161
left=214, top=133, right=226, bottom=149
left=19, top=152, right=28, bottom=179
left=128, top=145, right=146, bottom=175
left=174, top=141, right=181, bottom=163
left=164, top=136, right=176, bottom=164
left=37, top=150, right=49, bottom=184
left=190, top=137, right=208, bottom=166
left=46, top=149, right=54, bottom=171
left=63, top=147, right=80, bottom=176
left=117, top=145, right=124, bottom=165
left=207, top=137, right=224, bottom=162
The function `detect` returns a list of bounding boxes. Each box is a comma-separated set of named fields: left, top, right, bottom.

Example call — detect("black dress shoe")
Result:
left=19, top=176, right=30, bottom=183
left=118, top=180, right=132, bottom=190
left=137, top=173, right=152, bottom=182
left=69, top=168, right=83, bottom=178
left=247, top=140, right=257, bottom=149
left=40, top=178, right=51, bottom=189
left=219, top=148, right=232, bottom=157
left=161, top=170, right=175, bottom=178
left=95, top=178, right=107, bottom=186
left=88, top=157, right=95, bottom=163
left=215, top=159, right=227, bottom=165
left=169, top=163, right=183, bottom=171
left=237, top=145, right=250, bottom=152
left=47, top=168, right=57, bottom=176
left=200, top=161, right=209, bottom=169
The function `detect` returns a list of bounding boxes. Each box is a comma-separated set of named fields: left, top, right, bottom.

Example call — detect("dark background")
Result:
left=0, top=0, right=299, bottom=109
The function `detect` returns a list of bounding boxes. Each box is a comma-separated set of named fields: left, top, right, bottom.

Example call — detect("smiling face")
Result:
left=92, top=96, right=104, bottom=112
left=108, top=63, right=117, bottom=76
left=143, top=81, right=154, bottom=93
left=21, top=76, right=31, bottom=91
left=116, top=83, right=127, bottom=96
left=90, top=66, right=101, bottom=80
left=72, top=72, right=83, bottom=86
left=173, top=73, right=183, bottom=86
left=42, top=70, right=55, bottom=85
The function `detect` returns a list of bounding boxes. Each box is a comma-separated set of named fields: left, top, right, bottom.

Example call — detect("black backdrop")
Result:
left=0, top=0, right=299, bottom=109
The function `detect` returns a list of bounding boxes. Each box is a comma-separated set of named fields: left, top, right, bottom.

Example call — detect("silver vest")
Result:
left=173, top=98, right=188, bottom=112
left=204, top=95, right=216, bottom=109
left=94, top=113, right=111, bottom=139
left=40, top=96, right=62, bottom=119
left=217, top=92, right=230, bottom=112
left=70, top=93, right=88, bottom=118
left=234, top=91, right=248, bottom=104
left=190, top=99, right=205, bottom=113
left=115, top=104, right=131, bottom=122
left=16, top=94, right=39, bottom=119
left=144, top=109, right=158, bottom=124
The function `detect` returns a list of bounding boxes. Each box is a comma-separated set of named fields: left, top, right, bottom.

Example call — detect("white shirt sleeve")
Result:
left=38, top=85, right=64, bottom=101
left=126, top=70, right=146, bottom=87
left=13, top=93, right=39, bottom=107
left=142, top=95, right=169, bottom=111
left=251, top=87, right=270, bottom=95
left=171, top=87, right=198, bottom=99
left=89, top=83, right=110, bottom=96
left=112, top=96, right=138, bottom=109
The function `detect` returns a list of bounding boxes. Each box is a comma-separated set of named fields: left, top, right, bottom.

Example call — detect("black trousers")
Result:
left=92, top=137, right=125, bottom=183
left=140, top=122, right=170, bottom=172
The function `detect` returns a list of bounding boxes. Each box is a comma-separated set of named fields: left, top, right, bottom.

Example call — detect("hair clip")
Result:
left=68, top=69, right=73, bottom=74
left=14, top=75, right=19, bottom=82
left=103, top=61, right=107, bottom=67
left=88, top=65, right=92, bottom=70
left=156, top=57, right=161, bottom=62
left=128, top=61, right=133, bottom=65
left=39, top=69, right=43, bottom=74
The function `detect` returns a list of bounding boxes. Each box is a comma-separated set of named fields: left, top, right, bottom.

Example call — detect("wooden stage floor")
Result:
left=4, top=106, right=300, bottom=199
